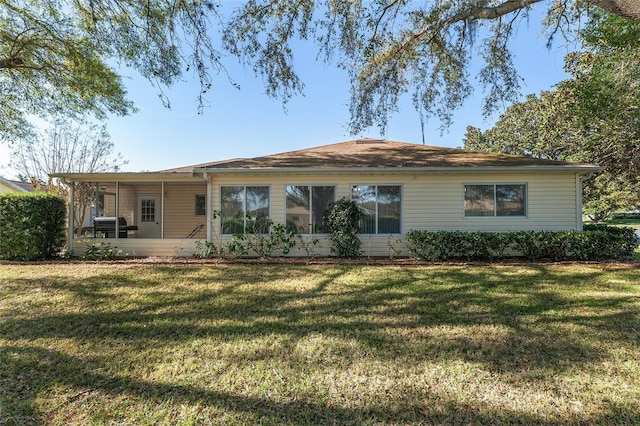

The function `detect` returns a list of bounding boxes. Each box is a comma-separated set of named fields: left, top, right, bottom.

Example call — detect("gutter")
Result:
left=192, top=165, right=604, bottom=175
left=49, top=172, right=200, bottom=182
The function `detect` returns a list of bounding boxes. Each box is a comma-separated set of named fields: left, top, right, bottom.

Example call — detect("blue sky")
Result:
left=0, top=4, right=574, bottom=177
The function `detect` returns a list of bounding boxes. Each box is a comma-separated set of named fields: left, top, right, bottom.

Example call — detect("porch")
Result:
left=60, top=173, right=210, bottom=256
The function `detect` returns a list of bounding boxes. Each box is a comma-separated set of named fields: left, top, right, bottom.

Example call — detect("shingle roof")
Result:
left=161, top=138, right=596, bottom=173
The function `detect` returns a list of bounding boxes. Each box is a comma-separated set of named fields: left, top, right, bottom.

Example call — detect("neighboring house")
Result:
left=51, top=138, right=602, bottom=257
left=0, top=176, right=33, bottom=193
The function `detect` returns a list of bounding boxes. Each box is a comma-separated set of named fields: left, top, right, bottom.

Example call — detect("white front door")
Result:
left=137, top=195, right=161, bottom=238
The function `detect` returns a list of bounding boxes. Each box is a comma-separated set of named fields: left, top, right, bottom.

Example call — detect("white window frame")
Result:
left=220, top=185, right=271, bottom=234
left=350, top=184, right=403, bottom=234
left=285, top=184, right=336, bottom=235
left=463, top=183, right=528, bottom=218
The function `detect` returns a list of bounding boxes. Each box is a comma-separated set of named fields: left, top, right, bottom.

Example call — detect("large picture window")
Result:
left=464, top=184, right=527, bottom=217
left=351, top=185, right=401, bottom=234
left=286, top=185, right=335, bottom=234
left=220, top=186, right=270, bottom=234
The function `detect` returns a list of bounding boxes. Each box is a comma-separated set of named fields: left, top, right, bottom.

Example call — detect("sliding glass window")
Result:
left=351, top=185, right=401, bottom=234
left=464, top=184, right=527, bottom=217
left=286, top=185, right=335, bottom=234
left=221, top=186, right=270, bottom=234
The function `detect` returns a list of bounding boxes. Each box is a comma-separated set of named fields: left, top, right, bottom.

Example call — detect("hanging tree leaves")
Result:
left=0, top=0, right=225, bottom=141
left=1, top=0, right=640, bottom=141
left=223, top=0, right=640, bottom=134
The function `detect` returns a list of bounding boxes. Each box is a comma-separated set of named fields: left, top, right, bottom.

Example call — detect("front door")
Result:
left=137, top=195, right=161, bottom=238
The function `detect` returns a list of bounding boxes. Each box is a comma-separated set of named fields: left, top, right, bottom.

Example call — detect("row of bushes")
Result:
left=611, top=212, right=640, bottom=220
left=0, top=192, right=66, bottom=260
left=405, top=224, right=638, bottom=262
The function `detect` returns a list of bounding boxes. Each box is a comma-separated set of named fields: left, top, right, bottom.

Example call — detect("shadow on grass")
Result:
left=4, top=344, right=639, bottom=426
left=1, top=264, right=640, bottom=424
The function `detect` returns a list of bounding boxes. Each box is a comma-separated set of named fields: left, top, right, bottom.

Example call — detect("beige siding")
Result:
left=94, top=182, right=207, bottom=239
left=207, top=171, right=581, bottom=257
left=99, top=183, right=137, bottom=225
left=0, top=182, right=16, bottom=193
left=163, top=183, right=207, bottom=238
left=403, top=172, right=579, bottom=232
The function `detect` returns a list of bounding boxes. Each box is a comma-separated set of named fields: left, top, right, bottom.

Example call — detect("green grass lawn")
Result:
left=1, top=263, right=640, bottom=425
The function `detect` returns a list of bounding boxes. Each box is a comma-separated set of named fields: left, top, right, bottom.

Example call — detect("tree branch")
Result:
left=588, top=0, right=640, bottom=20
left=385, top=0, right=544, bottom=63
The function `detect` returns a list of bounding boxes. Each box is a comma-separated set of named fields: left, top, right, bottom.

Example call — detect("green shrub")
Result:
left=0, top=192, right=66, bottom=260
left=81, top=241, right=124, bottom=260
left=406, top=226, right=638, bottom=262
left=326, top=198, right=363, bottom=258
left=610, top=212, right=640, bottom=220
left=194, top=213, right=298, bottom=258
left=580, top=224, right=638, bottom=260
left=510, top=231, right=572, bottom=261
left=406, top=230, right=510, bottom=262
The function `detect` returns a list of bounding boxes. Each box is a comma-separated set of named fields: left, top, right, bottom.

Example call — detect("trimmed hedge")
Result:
left=406, top=226, right=639, bottom=262
left=0, top=192, right=67, bottom=260
left=611, top=212, right=640, bottom=220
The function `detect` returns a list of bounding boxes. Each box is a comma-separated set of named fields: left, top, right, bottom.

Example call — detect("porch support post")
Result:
left=67, top=181, right=75, bottom=253
left=203, top=172, right=212, bottom=242
left=161, top=182, right=165, bottom=239
left=115, top=182, right=119, bottom=239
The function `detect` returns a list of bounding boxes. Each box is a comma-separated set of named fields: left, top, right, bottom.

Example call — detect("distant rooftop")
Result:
left=0, top=176, right=33, bottom=192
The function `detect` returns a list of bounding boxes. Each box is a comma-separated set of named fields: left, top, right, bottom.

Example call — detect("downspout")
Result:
left=578, top=172, right=595, bottom=231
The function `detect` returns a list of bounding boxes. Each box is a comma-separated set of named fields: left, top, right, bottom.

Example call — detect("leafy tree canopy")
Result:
left=464, top=12, right=640, bottom=219
left=1, top=0, right=639, bottom=141
left=0, top=0, right=223, bottom=141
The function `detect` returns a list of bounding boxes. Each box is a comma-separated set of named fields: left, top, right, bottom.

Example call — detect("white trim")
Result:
left=49, top=172, right=200, bottom=182
left=115, top=182, right=120, bottom=239
left=350, top=183, right=403, bottom=235
left=219, top=184, right=271, bottom=235
left=284, top=184, right=337, bottom=235
left=68, top=183, right=75, bottom=252
left=205, top=174, right=212, bottom=242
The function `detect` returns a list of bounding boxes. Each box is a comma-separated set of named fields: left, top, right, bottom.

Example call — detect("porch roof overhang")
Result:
left=49, top=172, right=201, bottom=183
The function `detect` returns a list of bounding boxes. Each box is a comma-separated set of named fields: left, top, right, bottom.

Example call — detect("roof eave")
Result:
left=193, top=165, right=603, bottom=174
left=48, top=165, right=603, bottom=182
left=49, top=172, right=200, bottom=182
